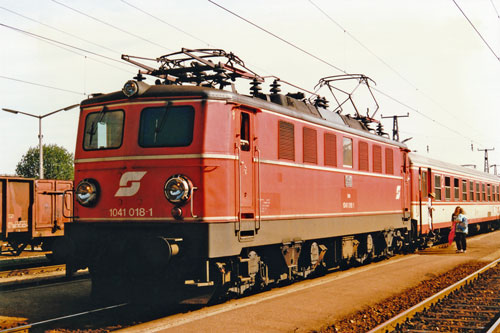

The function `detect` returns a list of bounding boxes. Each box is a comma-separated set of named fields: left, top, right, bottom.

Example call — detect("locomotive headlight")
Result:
left=75, top=179, right=100, bottom=207
left=122, top=80, right=149, bottom=97
left=164, top=175, right=193, bottom=204
left=122, top=80, right=139, bottom=97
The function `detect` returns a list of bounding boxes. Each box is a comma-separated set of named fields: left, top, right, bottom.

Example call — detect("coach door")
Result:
left=418, top=168, right=431, bottom=234
left=235, top=108, right=259, bottom=240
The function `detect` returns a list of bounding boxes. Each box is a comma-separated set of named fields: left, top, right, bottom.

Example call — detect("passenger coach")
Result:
left=409, top=153, right=500, bottom=238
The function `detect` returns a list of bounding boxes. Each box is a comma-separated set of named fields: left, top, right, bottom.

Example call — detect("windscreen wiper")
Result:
left=154, top=101, right=172, bottom=144
left=87, top=105, right=108, bottom=146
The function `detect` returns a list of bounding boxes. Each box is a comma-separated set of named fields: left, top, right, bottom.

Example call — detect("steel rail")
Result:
left=0, top=264, right=65, bottom=279
left=487, top=315, right=500, bottom=333
left=368, top=257, right=500, bottom=333
left=0, top=303, right=128, bottom=333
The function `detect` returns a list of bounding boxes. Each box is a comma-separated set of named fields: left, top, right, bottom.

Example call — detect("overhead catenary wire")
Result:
left=208, top=0, right=492, bottom=150
left=307, top=0, right=415, bottom=89
left=491, top=0, right=500, bottom=20
left=120, top=0, right=214, bottom=48
left=0, top=6, right=120, bottom=55
left=0, top=75, right=86, bottom=95
left=0, top=23, right=135, bottom=70
left=308, top=0, right=491, bottom=149
left=208, top=0, right=348, bottom=75
left=451, top=0, right=500, bottom=62
left=50, top=0, right=173, bottom=52
left=207, top=0, right=418, bottom=114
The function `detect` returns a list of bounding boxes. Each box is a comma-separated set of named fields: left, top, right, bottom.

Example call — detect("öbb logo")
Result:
left=115, top=171, right=147, bottom=197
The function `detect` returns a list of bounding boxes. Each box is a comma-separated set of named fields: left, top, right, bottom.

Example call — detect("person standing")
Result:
left=449, top=206, right=460, bottom=246
left=427, top=192, right=436, bottom=232
left=455, top=207, right=468, bottom=253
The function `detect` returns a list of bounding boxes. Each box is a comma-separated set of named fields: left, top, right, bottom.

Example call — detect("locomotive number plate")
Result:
left=109, top=208, right=153, bottom=217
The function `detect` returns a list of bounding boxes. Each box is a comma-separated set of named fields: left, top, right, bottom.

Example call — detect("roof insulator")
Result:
left=134, top=72, right=145, bottom=82
left=250, top=78, right=262, bottom=97
left=270, top=79, right=281, bottom=95
left=314, top=96, right=329, bottom=108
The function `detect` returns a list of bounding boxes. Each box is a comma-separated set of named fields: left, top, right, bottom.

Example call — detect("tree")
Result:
left=16, top=144, right=74, bottom=180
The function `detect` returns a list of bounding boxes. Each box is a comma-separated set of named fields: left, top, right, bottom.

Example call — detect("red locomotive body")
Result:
left=64, top=49, right=500, bottom=301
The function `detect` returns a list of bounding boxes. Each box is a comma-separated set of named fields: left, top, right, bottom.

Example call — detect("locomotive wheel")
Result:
left=355, top=234, right=374, bottom=265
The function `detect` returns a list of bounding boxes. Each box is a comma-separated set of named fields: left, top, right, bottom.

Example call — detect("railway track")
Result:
left=0, top=254, right=50, bottom=271
left=369, top=258, right=500, bottom=333
left=0, top=264, right=65, bottom=279
left=0, top=264, right=89, bottom=291
left=0, top=303, right=129, bottom=333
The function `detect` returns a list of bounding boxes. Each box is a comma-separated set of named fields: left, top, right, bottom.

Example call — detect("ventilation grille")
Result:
left=278, top=121, right=295, bottom=160
left=303, top=127, right=317, bottom=164
left=385, top=148, right=394, bottom=174
left=373, top=145, right=382, bottom=173
left=324, top=133, right=337, bottom=167
left=359, top=141, right=369, bottom=171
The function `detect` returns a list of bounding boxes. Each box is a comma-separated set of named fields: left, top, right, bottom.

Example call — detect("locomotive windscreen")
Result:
left=83, top=109, right=124, bottom=150
left=139, top=105, right=195, bottom=147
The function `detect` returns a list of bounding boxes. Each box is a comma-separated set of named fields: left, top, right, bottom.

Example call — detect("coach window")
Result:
left=487, top=184, right=491, bottom=201
left=434, top=174, right=442, bottom=200
left=476, top=183, right=481, bottom=201
left=462, top=180, right=467, bottom=201
left=83, top=108, right=124, bottom=150
left=139, top=106, right=194, bottom=147
left=343, top=137, right=353, bottom=167
left=482, top=183, right=486, bottom=201
left=497, top=185, right=500, bottom=201
left=444, top=176, right=451, bottom=201
left=470, top=181, right=474, bottom=201
left=454, top=178, right=460, bottom=201
left=421, top=170, right=428, bottom=198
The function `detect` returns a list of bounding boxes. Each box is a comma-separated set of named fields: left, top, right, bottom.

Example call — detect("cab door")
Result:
left=235, top=108, right=258, bottom=240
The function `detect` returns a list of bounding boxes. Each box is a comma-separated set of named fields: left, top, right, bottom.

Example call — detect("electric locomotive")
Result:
left=64, top=48, right=498, bottom=302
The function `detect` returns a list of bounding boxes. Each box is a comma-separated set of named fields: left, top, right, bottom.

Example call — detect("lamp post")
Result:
left=2, top=103, right=79, bottom=179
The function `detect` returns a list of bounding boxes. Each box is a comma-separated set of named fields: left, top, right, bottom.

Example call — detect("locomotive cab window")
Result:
left=139, top=105, right=194, bottom=147
left=240, top=112, right=250, bottom=151
left=83, top=109, right=124, bottom=150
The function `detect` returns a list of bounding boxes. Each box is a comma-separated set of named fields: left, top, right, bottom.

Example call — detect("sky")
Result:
left=1, top=0, right=499, bottom=176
